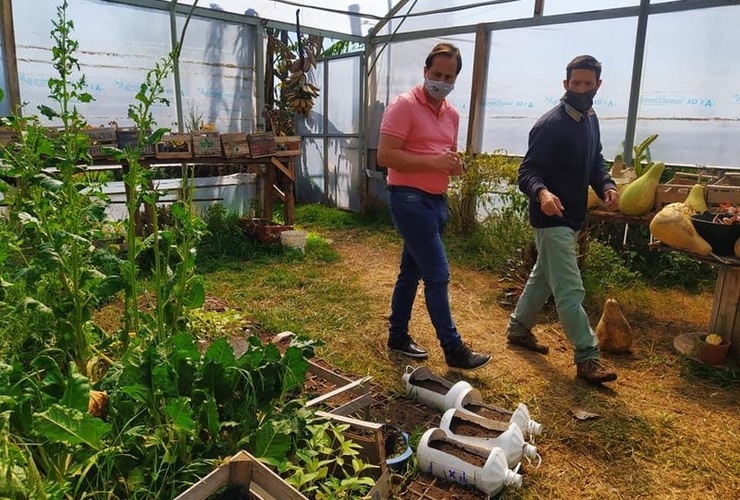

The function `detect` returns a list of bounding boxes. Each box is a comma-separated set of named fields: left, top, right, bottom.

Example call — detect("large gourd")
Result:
left=735, top=236, right=740, bottom=259
left=618, top=161, right=665, bottom=216
left=596, top=299, right=632, bottom=353
left=649, top=202, right=712, bottom=256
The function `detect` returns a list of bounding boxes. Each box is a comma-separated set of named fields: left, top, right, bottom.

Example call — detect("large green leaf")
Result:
left=253, top=420, right=292, bottom=462
left=32, top=356, right=65, bottom=400
left=183, top=276, right=205, bottom=309
left=165, top=397, right=195, bottom=432
left=33, top=404, right=110, bottom=449
left=61, top=363, right=90, bottom=412
left=280, top=346, right=309, bottom=393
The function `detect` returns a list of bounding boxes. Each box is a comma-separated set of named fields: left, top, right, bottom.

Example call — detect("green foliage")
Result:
left=0, top=0, right=122, bottom=375
left=447, top=151, right=519, bottom=235
left=296, top=203, right=390, bottom=231
left=270, top=416, right=377, bottom=499
left=188, top=308, right=244, bottom=340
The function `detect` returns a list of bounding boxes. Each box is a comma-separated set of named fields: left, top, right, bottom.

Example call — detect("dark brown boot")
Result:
left=506, top=321, right=549, bottom=354
left=576, top=359, right=617, bottom=384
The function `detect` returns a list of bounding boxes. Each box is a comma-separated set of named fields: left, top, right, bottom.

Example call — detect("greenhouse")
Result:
left=0, top=1, right=738, bottom=499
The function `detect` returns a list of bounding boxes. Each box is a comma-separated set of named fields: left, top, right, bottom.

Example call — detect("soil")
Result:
left=428, top=440, right=488, bottom=468
left=410, top=378, right=451, bottom=394
left=460, top=402, right=512, bottom=422
left=448, top=417, right=503, bottom=438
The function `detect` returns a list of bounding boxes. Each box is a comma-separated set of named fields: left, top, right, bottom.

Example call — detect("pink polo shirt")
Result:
left=380, top=85, right=460, bottom=195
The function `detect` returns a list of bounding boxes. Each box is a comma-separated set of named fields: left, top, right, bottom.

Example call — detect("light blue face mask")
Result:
left=424, top=79, right=455, bottom=101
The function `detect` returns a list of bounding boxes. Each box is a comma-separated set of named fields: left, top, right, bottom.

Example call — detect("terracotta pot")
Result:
left=696, top=336, right=731, bottom=365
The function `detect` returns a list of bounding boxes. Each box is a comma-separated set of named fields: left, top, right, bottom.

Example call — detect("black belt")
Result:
left=387, top=185, right=446, bottom=201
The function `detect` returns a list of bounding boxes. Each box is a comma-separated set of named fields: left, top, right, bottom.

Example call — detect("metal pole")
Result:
left=255, top=22, right=266, bottom=132
left=0, top=0, right=21, bottom=115
left=623, top=0, right=650, bottom=163
left=169, top=2, right=184, bottom=132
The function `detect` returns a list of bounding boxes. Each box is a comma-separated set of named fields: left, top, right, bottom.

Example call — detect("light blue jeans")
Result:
left=511, top=226, right=600, bottom=364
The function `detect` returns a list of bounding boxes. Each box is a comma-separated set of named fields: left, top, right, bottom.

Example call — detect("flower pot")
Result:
left=384, top=425, right=412, bottom=472
left=690, top=212, right=740, bottom=256
left=696, top=336, right=732, bottom=365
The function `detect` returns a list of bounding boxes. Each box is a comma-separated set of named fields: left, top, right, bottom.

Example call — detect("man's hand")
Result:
left=602, top=188, right=619, bottom=212
left=435, top=150, right=462, bottom=175
left=538, top=189, right=564, bottom=217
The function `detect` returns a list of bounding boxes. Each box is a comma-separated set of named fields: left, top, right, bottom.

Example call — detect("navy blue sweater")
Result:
left=518, top=102, right=616, bottom=230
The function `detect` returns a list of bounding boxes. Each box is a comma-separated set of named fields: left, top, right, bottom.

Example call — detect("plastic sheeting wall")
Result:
left=13, top=0, right=255, bottom=132
left=371, top=5, right=740, bottom=169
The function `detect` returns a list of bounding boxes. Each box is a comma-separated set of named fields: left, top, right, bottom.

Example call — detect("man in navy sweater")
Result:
left=506, top=55, right=620, bottom=385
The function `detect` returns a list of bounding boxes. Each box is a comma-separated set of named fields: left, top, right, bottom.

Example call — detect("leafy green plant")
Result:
left=447, top=151, right=519, bottom=235
left=268, top=416, right=376, bottom=499
left=0, top=0, right=123, bottom=376
left=631, top=134, right=658, bottom=178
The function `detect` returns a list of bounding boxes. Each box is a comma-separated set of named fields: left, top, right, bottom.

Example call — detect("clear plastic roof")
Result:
left=172, top=0, right=645, bottom=39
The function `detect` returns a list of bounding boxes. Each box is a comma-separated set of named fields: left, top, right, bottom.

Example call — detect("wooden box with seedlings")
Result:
left=83, top=126, right=117, bottom=159
left=155, top=133, right=193, bottom=159
left=191, top=131, right=222, bottom=157
left=116, top=127, right=155, bottom=157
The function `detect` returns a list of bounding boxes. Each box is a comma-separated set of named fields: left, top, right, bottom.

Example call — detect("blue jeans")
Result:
left=512, top=226, right=600, bottom=364
left=388, top=187, right=461, bottom=352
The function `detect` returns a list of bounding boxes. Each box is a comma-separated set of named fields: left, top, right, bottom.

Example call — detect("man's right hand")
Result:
left=538, top=189, right=564, bottom=217
left=435, top=150, right=462, bottom=175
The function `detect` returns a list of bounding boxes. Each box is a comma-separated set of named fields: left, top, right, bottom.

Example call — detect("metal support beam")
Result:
left=169, top=3, right=184, bottom=132
left=465, top=24, right=489, bottom=154
left=623, top=0, right=650, bottom=164
left=255, top=22, right=265, bottom=132
left=0, top=0, right=21, bottom=114
left=534, top=0, right=545, bottom=17
left=367, top=0, right=414, bottom=40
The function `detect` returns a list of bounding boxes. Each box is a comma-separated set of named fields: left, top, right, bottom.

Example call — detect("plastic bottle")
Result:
left=402, top=366, right=481, bottom=412
left=439, top=409, right=538, bottom=468
left=416, top=428, right=523, bottom=496
left=454, top=393, right=543, bottom=439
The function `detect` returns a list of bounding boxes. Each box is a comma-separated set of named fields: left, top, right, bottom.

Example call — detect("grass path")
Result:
left=206, top=227, right=739, bottom=499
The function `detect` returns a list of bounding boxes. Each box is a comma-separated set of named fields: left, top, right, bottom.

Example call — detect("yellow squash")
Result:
left=683, top=184, right=708, bottom=214
left=649, top=202, right=712, bottom=256
left=618, top=161, right=665, bottom=216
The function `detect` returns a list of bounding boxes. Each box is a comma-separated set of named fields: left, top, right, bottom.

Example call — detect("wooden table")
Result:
left=649, top=243, right=740, bottom=361
left=92, top=151, right=298, bottom=228
left=586, top=209, right=739, bottom=362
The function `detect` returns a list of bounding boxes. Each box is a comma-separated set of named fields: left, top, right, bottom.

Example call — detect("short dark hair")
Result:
left=425, top=42, right=462, bottom=75
left=566, top=55, right=602, bottom=81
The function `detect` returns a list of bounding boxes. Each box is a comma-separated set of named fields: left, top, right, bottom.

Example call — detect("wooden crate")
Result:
left=116, top=127, right=155, bottom=157
left=191, top=131, right=222, bottom=157
left=706, top=173, right=740, bottom=206
left=88, top=144, right=115, bottom=160
left=654, top=172, right=720, bottom=210
left=82, top=127, right=117, bottom=144
left=221, top=132, right=251, bottom=158
left=274, top=135, right=301, bottom=151
left=173, top=450, right=308, bottom=500
left=0, top=130, right=20, bottom=146
left=248, top=132, right=276, bottom=157
left=155, top=133, right=193, bottom=159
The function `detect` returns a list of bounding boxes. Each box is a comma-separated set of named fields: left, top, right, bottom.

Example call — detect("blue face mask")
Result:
left=424, top=79, right=455, bottom=101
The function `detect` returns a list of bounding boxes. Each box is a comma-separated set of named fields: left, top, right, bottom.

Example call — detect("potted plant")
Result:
left=696, top=333, right=732, bottom=365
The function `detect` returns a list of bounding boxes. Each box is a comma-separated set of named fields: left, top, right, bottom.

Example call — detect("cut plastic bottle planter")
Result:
left=438, top=409, right=538, bottom=468
left=417, top=428, right=523, bottom=496
left=402, top=366, right=480, bottom=412
left=455, top=398, right=543, bottom=441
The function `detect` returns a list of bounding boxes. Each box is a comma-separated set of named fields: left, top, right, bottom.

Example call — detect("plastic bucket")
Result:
left=280, top=230, right=308, bottom=251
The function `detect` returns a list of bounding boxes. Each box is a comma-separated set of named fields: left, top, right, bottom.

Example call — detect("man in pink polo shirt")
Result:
left=377, top=42, right=491, bottom=371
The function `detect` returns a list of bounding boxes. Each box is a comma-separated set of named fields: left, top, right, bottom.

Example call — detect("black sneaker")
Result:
left=445, top=343, right=491, bottom=371
left=388, top=336, right=429, bottom=359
